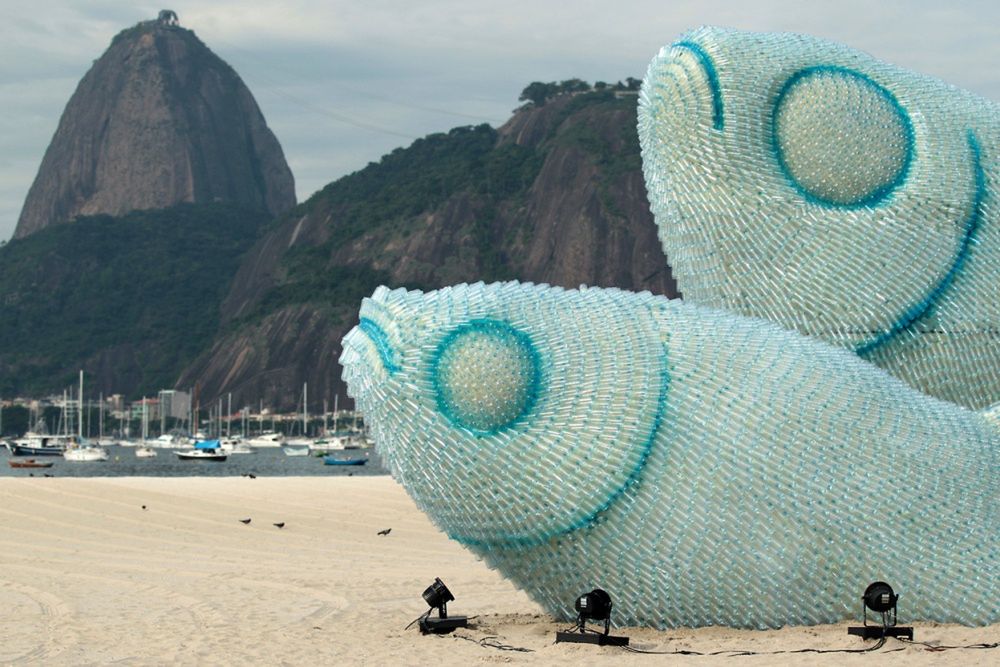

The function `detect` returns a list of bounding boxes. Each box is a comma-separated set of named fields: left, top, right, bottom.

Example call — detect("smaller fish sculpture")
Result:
left=638, top=26, right=1000, bottom=409
left=340, top=281, right=998, bottom=629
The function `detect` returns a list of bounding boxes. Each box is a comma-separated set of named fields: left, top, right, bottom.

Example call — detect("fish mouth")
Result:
left=642, top=38, right=724, bottom=134
left=339, top=289, right=406, bottom=409
left=671, top=40, right=724, bottom=131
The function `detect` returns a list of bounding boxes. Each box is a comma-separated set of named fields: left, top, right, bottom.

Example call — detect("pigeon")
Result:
left=273, top=522, right=285, bottom=529
left=239, top=518, right=251, bottom=525
left=377, top=528, right=392, bottom=536
left=141, top=505, right=148, bottom=510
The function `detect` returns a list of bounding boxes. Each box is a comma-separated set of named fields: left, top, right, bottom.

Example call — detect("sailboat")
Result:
left=284, top=383, right=312, bottom=449
left=64, top=371, right=109, bottom=462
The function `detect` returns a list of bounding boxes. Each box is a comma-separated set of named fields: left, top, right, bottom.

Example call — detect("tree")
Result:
left=518, top=81, right=559, bottom=107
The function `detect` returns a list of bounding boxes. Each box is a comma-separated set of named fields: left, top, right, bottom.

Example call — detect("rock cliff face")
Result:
left=179, top=92, right=678, bottom=410
left=14, top=18, right=295, bottom=239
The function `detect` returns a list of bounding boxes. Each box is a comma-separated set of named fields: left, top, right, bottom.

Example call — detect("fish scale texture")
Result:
left=340, top=281, right=998, bottom=629
left=638, top=26, right=1000, bottom=409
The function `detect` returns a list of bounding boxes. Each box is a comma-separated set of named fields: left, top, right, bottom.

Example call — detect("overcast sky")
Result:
left=1, top=0, right=998, bottom=241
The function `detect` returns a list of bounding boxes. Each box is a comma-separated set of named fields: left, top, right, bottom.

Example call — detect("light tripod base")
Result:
left=555, top=630, right=629, bottom=646
left=848, top=626, right=913, bottom=640
left=419, top=615, right=468, bottom=634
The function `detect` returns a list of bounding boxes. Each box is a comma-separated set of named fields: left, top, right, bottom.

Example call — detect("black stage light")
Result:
left=848, top=581, right=913, bottom=641
left=555, top=588, right=629, bottom=646
left=418, top=578, right=468, bottom=634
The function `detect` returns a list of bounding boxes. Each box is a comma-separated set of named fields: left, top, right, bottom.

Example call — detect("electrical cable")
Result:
left=403, top=608, right=431, bottom=631
left=897, top=638, right=999, bottom=652
left=621, top=634, right=897, bottom=656
left=450, top=633, right=534, bottom=653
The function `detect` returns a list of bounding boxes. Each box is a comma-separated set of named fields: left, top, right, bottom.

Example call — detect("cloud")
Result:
left=1, top=0, right=999, bottom=240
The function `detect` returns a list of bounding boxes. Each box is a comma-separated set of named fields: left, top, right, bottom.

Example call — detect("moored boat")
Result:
left=8, top=458, right=55, bottom=469
left=246, top=431, right=284, bottom=448
left=219, top=437, right=255, bottom=455
left=63, top=444, right=110, bottom=462
left=175, top=440, right=228, bottom=461
left=323, top=455, right=367, bottom=466
left=135, top=445, right=158, bottom=458
left=282, top=445, right=310, bottom=457
left=9, top=433, right=73, bottom=456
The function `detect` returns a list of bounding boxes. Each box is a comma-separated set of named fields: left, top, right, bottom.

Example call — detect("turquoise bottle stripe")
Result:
left=672, top=41, right=724, bottom=131
left=358, top=317, right=400, bottom=374
left=857, top=130, right=985, bottom=357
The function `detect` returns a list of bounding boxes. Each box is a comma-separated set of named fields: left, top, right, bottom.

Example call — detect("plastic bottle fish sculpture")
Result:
left=637, top=26, right=1000, bottom=409
left=340, top=281, right=998, bottom=629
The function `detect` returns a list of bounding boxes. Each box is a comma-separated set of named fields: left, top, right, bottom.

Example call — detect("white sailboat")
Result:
left=64, top=371, right=109, bottom=462
left=285, top=383, right=312, bottom=447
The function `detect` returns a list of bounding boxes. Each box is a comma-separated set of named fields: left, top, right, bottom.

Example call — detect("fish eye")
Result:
left=772, top=66, right=913, bottom=207
left=431, top=319, right=540, bottom=435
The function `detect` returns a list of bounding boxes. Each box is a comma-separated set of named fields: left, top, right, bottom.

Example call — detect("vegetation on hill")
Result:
left=518, top=77, right=641, bottom=107
left=0, top=204, right=268, bottom=397
left=238, top=119, right=553, bottom=323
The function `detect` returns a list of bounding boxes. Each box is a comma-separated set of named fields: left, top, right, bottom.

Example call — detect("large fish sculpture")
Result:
left=340, top=281, right=998, bottom=629
left=637, top=27, right=1000, bottom=410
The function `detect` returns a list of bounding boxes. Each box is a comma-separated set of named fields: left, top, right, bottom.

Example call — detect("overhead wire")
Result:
left=205, top=32, right=507, bottom=140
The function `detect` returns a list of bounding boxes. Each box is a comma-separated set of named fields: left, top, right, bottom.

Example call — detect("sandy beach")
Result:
left=0, top=476, right=995, bottom=665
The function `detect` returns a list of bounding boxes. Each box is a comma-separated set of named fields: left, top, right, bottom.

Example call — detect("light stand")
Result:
left=418, top=578, right=468, bottom=634
left=555, top=588, right=629, bottom=647
left=848, top=581, right=913, bottom=641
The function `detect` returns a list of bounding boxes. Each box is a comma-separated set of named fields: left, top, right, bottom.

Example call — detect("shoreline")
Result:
left=1, top=476, right=996, bottom=664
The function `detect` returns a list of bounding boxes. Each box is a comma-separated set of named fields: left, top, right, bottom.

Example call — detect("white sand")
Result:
left=0, top=476, right=995, bottom=665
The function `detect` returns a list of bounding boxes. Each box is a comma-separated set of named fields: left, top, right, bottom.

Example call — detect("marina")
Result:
left=0, top=443, right=384, bottom=477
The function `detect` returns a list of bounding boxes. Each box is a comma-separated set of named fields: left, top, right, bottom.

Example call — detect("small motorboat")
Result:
left=135, top=446, right=158, bottom=458
left=175, top=448, right=228, bottom=461
left=175, top=440, right=228, bottom=461
left=219, top=438, right=255, bottom=455
left=63, top=444, right=110, bottom=462
left=323, top=455, right=367, bottom=466
left=9, top=433, right=72, bottom=456
left=9, top=459, right=55, bottom=469
left=282, top=446, right=310, bottom=457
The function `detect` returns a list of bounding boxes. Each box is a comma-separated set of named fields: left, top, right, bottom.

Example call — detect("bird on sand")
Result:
left=273, top=522, right=285, bottom=529
left=239, top=518, right=252, bottom=525
left=377, top=528, right=392, bottom=536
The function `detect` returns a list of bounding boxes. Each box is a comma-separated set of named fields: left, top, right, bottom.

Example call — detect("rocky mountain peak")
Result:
left=14, top=14, right=295, bottom=239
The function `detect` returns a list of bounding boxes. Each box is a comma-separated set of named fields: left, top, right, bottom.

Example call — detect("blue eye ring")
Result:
left=771, top=65, right=914, bottom=208
left=430, top=319, right=541, bottom=436
left=358, top=317, right=400, bottom=374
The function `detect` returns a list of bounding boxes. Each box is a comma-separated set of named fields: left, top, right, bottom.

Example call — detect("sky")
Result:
left=1, top=0, right=998, bottom=241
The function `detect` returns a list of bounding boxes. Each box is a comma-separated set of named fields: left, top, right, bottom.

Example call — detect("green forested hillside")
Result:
left=0, top=204, right=268, bottom=396
left=182, top=89, right=676, bottom=409
left=241, top=89, right=640, bottom=324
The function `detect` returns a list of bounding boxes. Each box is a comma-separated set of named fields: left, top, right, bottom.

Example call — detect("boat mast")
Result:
left=79, top=370, right=84, bottom=442
left=334, top=394, right=339, bottom=434
left=303, top=383, right=308, bottom=438
left=142, top=398, right=148, bottom=442
left=99, top=393, right=104, bottom=440
left=227, top=393, right=232, bottom=438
